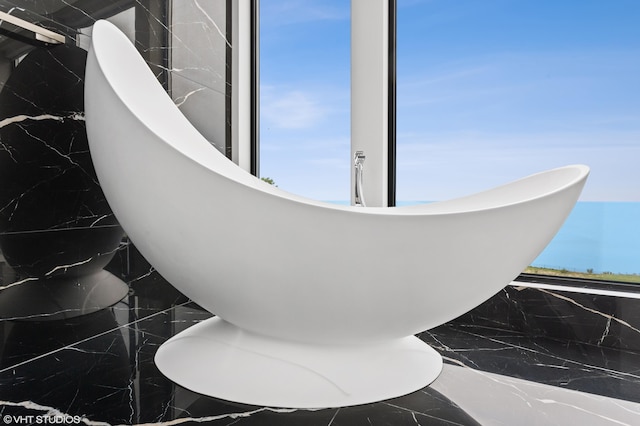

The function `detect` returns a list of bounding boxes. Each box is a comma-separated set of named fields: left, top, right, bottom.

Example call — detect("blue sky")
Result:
left=259, top=0, right=640, bottom=202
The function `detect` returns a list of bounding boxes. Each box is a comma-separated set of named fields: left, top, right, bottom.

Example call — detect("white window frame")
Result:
left=247, top=0, right=396, bottom=204
left=231, top=0, right=259, bottom=174
left=351, top=0, right=396, bottom=207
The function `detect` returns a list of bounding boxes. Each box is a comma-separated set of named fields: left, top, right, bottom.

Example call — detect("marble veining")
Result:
left=0, top=399, right=320, bottom=426
left=536, top=286, right=640, bottom=335
left=0, top=44, right=117, bottom=231
left=0, top=113, right=84, bottom=129
left=192, top=0, right=230, bottom=49
left=172, top=87, right=206, bottom=108
left=0, top=275, right=35, bottom=291
left=457, top=283, right=640, bottom=352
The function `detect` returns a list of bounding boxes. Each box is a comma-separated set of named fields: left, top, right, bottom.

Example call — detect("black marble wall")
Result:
left=0, top=0, right=233, bottom=323
left=0, top=0, right=230, bottom=285
left=0, top=43, right=123, bottom=277
left=0, top=1, right=154, bottom=319
left=455, top=279, right=640, bottom=352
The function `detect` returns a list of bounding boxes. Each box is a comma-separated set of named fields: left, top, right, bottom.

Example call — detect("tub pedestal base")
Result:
left=155, top=316, right=443, bottom=408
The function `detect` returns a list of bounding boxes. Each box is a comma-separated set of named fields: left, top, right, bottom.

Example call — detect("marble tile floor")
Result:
left=1, top=270, right=640, bottom=425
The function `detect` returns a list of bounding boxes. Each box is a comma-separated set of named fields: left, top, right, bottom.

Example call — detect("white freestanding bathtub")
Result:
left=85, top=20, right=589, bottom=408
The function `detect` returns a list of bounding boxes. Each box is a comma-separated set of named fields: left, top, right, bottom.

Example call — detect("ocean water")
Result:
left=329, top=201, right=640, bottom=275
left=530, top=202, right=640, bottom=275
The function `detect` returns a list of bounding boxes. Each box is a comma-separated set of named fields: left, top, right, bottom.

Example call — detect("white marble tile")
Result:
left=171, top=72, right=227, bottom=154
left=171, top=0, right=227, bottom=93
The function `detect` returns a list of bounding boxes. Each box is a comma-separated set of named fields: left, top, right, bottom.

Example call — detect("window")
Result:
left=259, top=0, right=351, bottom=201
left=257, top=0, right=639, bottom=283
left=397, top=0, right=640, bottom=283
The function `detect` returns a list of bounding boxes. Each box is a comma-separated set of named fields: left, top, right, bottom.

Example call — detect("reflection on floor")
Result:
left=1, top=253, right=640, bottom=425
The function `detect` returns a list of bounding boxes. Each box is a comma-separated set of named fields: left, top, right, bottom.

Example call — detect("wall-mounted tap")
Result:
left=354, top=150, right=366, bottom=207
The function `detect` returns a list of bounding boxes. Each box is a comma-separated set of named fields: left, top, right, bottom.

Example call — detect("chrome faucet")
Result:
left=354, top=151, right=366, bottom=207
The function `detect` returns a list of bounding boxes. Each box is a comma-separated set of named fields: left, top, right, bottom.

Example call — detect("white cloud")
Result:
left=261, top=90, right=327, bottom=129
left=394, top=129, right=640, bottom=202
left=260, top=0, right=349, bottom=26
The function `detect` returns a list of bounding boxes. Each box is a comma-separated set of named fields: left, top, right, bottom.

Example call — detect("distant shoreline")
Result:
left=524, top=266, right=640, bottom=284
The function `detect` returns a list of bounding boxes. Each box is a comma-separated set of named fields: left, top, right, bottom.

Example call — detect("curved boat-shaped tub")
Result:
left=85, top=20, right=589, bottom=408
